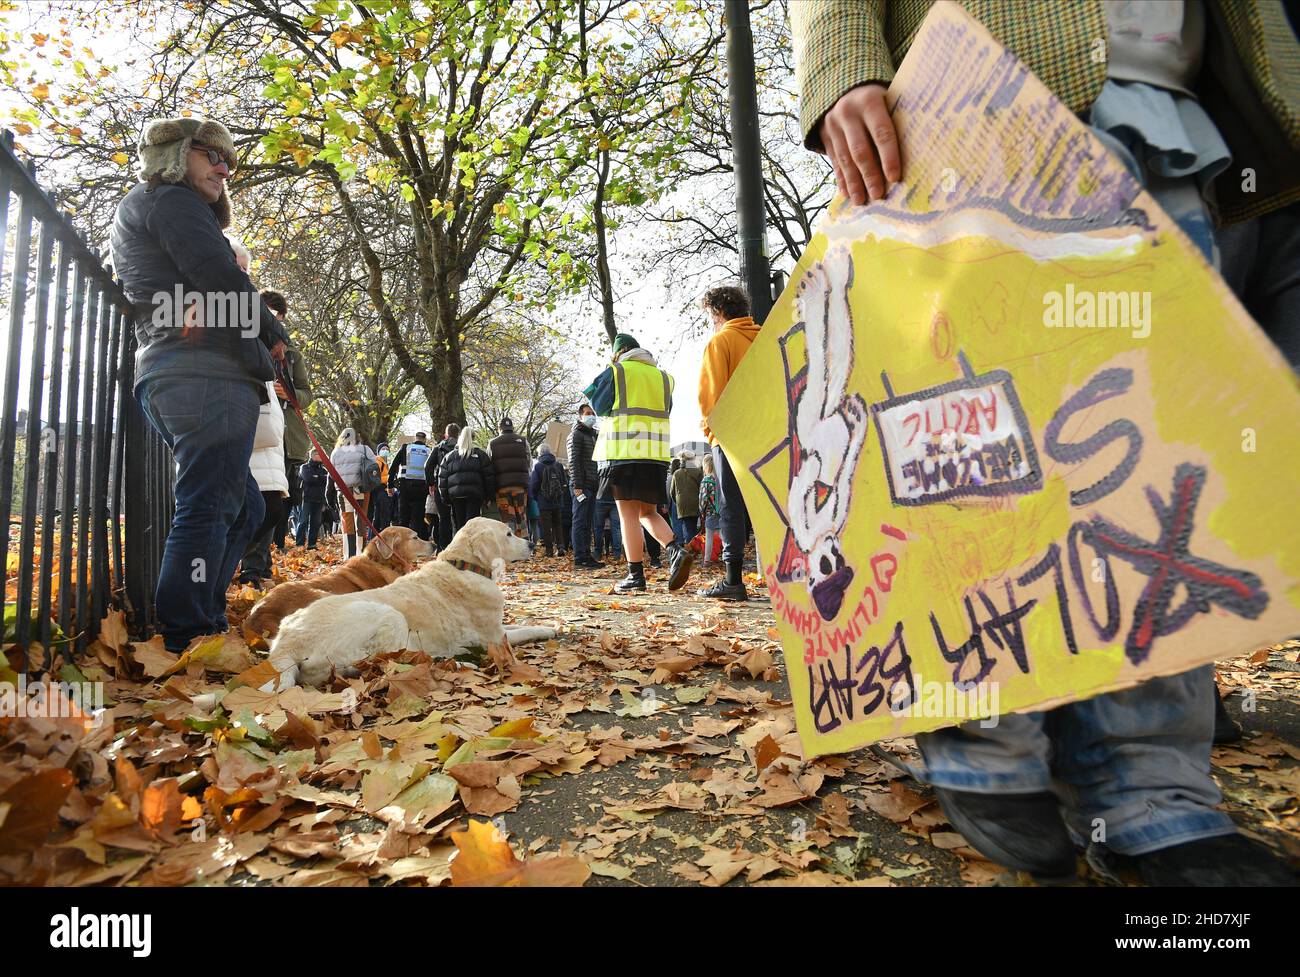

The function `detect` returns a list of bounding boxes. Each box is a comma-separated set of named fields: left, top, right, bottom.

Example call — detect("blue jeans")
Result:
left=915, top=122, right=1236, bottom=856
left=295, top=501, right=323, bottom=548
left=572, top=492, right=596, bottom=559
left=594, top=499, right=622, bottom=558
left=915, top=666, right=1234, bottom=855
left=711, top=444, right=747, bottom=564
left=137, top=375, right=263, bottom=651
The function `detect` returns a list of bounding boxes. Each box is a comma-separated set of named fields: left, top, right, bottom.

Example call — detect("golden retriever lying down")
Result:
left=268, top=518, right=556, bottom=688
left=244, top=526, right=435, bottom=640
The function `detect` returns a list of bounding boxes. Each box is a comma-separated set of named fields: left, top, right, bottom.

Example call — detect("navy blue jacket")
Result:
left=529, top=452, right=568, bottom=510
left=298, top=459, right=329, bottom=504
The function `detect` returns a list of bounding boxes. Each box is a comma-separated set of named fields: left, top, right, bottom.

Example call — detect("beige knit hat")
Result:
left=136, top=117, right=237, bottom=228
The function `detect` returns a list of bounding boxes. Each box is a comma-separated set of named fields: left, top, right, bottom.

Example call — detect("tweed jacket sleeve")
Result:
left=791, top=0, right=896, bottom=154
left=791, top=1, right=1109, bottom=153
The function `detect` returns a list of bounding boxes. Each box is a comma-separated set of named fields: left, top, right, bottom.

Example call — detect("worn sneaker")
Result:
left=665, top=543, right=695, bottom=592
left=700, top=579, right=748, bottom=601
left=934, top=788, right=1077, bottom=881
left=1135, top=833, right=1297, bottom=886
left=614, top=568, right=647, bottom=593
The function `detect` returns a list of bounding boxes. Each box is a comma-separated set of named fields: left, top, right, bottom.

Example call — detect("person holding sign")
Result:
left=790, top=0, right=1298, bottom=885
left=584, top=333, right=694, bottom=594
left=697, top=286, right=761, bottom=601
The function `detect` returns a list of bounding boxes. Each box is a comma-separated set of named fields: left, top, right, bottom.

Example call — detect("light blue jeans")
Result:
left=914, top=115, right=1238, bottom=856
left=915, top=665, right=1234, bottom=854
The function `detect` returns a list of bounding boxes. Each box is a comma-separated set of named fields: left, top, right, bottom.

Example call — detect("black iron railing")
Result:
left=1, top=129, right=172, bottom=667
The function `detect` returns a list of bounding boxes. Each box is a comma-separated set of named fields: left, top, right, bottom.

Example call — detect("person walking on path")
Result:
left=437, top=427, right=495, bottom=535
left=670, top=449, right=703, bottom=546
left=368, top=442, right=394, bottom=536
left=696, top=285, right=759, bottom=601
left=260, top=290, right=313, bottom=551
left=594, top=495, right=622, bottom=561
left=429, top=424, right=460, bottom=549
left=391, top=432, right=434, bottom=540
left=110, top=116, right=290, bottom=652
left=529, top=444, right=569, bottom=558
left=584, top=333, right=693, bottom=594
left=488, top=417, right=532, bottom=537
left=568, top=403, right=601, bottom=568
left=238, top=378, right=289, bottom=586
left=698, top=453, right=722, bottom=565
left=295, top=449, right=329, bottom=549
left=329, top=428, right=377, bottom=560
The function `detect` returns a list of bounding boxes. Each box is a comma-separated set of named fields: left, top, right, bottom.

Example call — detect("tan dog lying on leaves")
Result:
left=244, top=526, right=435, bottom=640
left=267, top=518, right=555, bottom=688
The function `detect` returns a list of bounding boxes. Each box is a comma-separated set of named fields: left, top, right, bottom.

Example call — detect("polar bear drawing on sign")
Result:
left=789, top=245, right=870, bottom=621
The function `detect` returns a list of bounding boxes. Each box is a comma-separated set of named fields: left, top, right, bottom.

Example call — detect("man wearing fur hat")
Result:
left=110, top=116, right=290, bottom=652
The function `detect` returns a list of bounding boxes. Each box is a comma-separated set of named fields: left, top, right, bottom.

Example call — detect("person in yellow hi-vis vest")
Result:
left=583, top=333, right=695, bottom=594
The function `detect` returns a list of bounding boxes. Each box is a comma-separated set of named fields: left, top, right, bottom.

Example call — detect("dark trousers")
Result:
left=1217, top=202, right=1300, bottom=370
left=398, top=481, right=429, bottom=537
left=539, top=508, right=564, bottom=555
left=436, top=495, right=453, bottom=549
left=296, top=501, right=324, bottom=548
left=136, top=376, right=263, bottom=651
left=450, top=495, right=482, bottom=536
left=240, top=490, right=284, bottom=582
left=572, top=492, right=596, bottom=558
left=594, top=499, right=622, bottom=558
left=276, top=458, right=303, bottom=549
left=712, top=444, right=748, bottom=565
left=678, top=514, right=699, bottom=542
left=644, top=527, right=661, bottom=564
left=368, top=486, right=393, bottom=536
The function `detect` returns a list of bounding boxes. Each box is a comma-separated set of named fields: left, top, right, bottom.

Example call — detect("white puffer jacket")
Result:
left=331, top=442, right=377, bottom=490
left=249, top=381, right=289, bottom=495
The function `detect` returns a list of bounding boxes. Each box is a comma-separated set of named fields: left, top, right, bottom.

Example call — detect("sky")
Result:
left=0, top=1, right=762, bottom=448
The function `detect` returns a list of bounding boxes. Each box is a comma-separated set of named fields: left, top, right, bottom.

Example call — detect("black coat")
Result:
left=488, top=431, right=531, bottom=490
left=298, top=459, right=329, bottom=504
left=438, top=447, right=496, bottom=501
left=567, top=421, right=598, bottom=493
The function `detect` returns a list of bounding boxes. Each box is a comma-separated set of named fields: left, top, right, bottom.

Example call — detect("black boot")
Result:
left=934, top=787, right=1077, bottom=880
left=665, top=542, right=695, bottom=592
left=615, top=561, right=647, bottom=593
left=1135, top=833, right=1297, bottom=886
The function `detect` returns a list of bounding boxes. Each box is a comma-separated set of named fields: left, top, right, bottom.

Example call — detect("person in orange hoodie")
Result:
left=697, top=285, right=760, bottom=600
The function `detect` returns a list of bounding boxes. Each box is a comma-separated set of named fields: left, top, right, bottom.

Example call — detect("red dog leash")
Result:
left=276, top=380, right=416, bottom=572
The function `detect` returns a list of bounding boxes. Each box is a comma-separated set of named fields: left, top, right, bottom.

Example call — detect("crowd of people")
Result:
left=110, top=0, right=1300, bottom=889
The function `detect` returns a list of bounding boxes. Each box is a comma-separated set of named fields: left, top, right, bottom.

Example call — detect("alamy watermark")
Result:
left=0, top=675, right=106, bottom=728
left=888, top=672, right=1001, bottom=727
left=1043, top=284, right=1151, bottom=339
left=50, top=908, right=151, bottom=957
left=151, top=285, right=262, bottom=338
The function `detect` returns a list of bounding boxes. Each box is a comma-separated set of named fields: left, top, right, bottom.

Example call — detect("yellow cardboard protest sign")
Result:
left=709, top=2, right=1300, bottom=758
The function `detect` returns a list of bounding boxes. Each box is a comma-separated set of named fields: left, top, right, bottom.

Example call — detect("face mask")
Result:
left=581, top=414, right=597, bottom=428
left=379, top=450, right=389, bottom=459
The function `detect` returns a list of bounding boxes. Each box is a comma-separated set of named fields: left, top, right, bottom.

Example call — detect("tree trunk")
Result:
left=592, top=148, right=617, bottom=345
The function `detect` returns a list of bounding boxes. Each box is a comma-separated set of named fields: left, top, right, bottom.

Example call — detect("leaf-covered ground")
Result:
left=3, top=538, right=1297, bottom=886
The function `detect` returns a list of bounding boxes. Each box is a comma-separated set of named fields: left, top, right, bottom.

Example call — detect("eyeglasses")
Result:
left=190, top=142, right=235, bottom=172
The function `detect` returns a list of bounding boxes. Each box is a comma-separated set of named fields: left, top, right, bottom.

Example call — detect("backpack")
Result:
left=358, top=457, right=383, bottom=494
left=699, top=475, right=717, bottom=517
left=540, top=463, right=567, bottom=505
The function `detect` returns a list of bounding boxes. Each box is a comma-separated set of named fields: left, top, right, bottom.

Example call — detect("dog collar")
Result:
left=445, top=558, right=493, bottom=579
